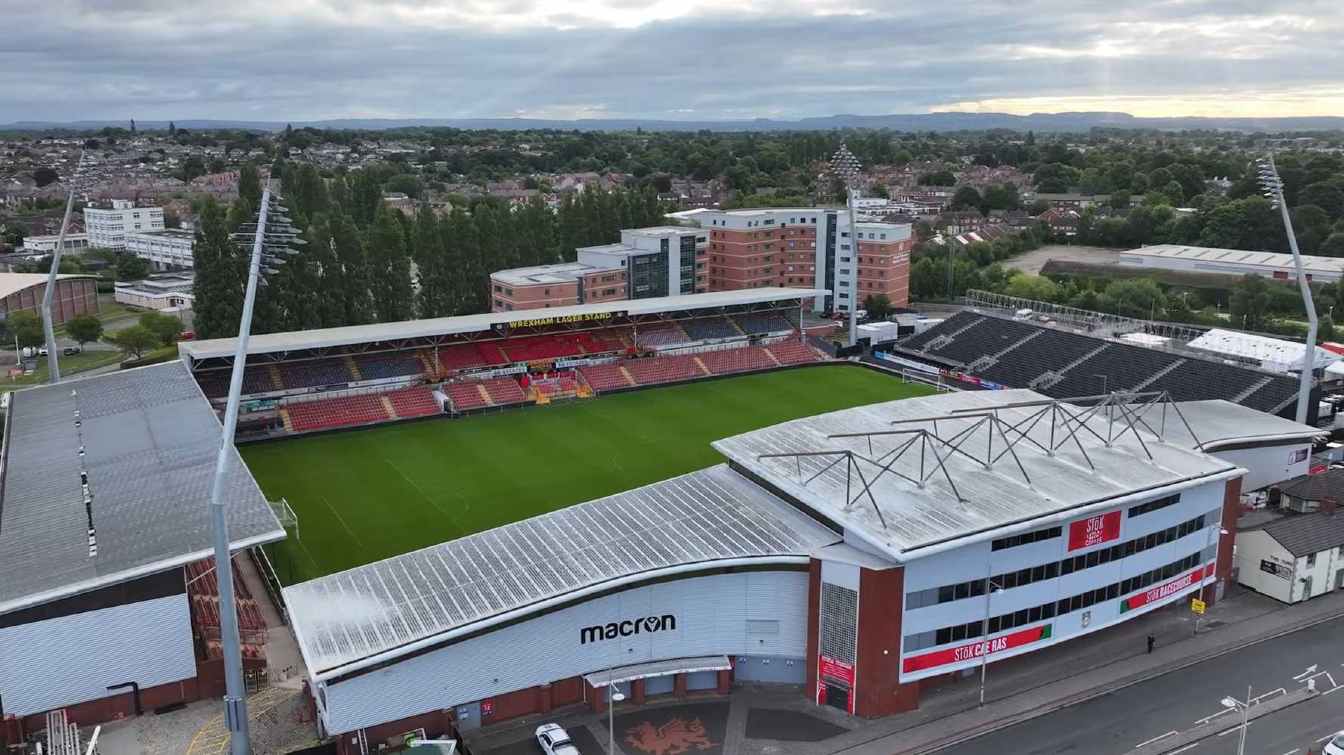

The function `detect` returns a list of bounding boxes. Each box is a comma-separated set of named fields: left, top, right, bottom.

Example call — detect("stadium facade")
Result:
left=0, top=363, right=284, bottom=741
left=282, top=389, right=1318, bottom=750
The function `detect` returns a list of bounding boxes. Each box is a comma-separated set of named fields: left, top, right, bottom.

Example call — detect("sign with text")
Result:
left=1121, top=563, right=1214, bottom=613
left=506, top=311, right=623, bottom=331
left=1190, top=598, right=1206, bottom=615
left=1067, top=510, right=1122, bottom=552
left=818, top=655, right=855, bottom=685
left=901, top=624, right=1052, bottom=675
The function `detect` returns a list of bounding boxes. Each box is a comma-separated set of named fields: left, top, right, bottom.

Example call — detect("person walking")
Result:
left=1146, top=634, right=1155, bottom=654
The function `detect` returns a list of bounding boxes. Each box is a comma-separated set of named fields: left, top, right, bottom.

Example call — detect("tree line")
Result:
left=192, top=164, right=669, bottom=339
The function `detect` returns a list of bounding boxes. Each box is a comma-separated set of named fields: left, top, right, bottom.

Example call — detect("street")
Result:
left=949, top=616, right=1344, bottom=755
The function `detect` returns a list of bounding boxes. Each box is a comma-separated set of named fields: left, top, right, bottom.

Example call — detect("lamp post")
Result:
left=829, top=144, right=864, bottom=348
left=608, top=682, right=626, bottom=755
left=978, top=561, right=1003, bottom=706
left=1220, top=685, right=1252, bottom=755
left=40, top=150, right=88, bottom=383
left=1259, top=156, right=1316, bottom=424
left=209, top=182, right=303, bottom=755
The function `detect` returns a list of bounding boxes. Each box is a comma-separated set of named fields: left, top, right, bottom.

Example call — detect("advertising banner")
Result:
left=1067, top=510, right=1122, bottom=552
left=1120, top=563, right=1215, bottom=613
left=818, top=655, right=855, bottom=685
left=901, top=624, right=1053, bottom=675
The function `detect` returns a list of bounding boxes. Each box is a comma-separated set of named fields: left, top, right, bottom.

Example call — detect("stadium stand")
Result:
left=733, top=311, right=794, bottom=335
left=482, top=377, right=528, bottom=405
left=897, top=311, right=1304, bottom=416
left=578, top=363, right=635, bottom=392
left=768, top=340, right=824, bottom=365
left=625, top=354, right=705, bottom=385
left=699, top=346, right=777, bottom=375
left=501, top=334, right=586, bottom=362
left=636, top=322, right=692, bottom=348
left=445, top=382, right=490, bottom=411
left=354, top=352, right=423, bottom=380
left=385, top=385, right=442, bottom=419
left=186, top=558, right=267, bottom=652
left=681, top=316, right=742, bottom=341
left=434, top=342, right=508, bottom=374
left=285, top=393, right=392, bottom=432
left=278, top=358, right=355, bottom=390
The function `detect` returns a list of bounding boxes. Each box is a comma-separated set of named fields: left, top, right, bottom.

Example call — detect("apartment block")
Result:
left=125, top=229, right=195, bottom=270
left=490, top=262, right=627, bottom=312
left=83, top=199, right=165, bottom=250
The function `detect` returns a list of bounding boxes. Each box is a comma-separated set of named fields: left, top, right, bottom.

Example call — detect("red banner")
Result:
left=902, top=624, right=1052, bottom=674
left=818, top=655, right=855, bottom=685
left=1068, top=510, right=1122, bottom=552
left=1122, top=563, right=1214, bottom=612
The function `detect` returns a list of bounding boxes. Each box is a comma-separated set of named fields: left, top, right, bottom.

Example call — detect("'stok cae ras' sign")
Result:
left=581, top=614, right=676, bottom=644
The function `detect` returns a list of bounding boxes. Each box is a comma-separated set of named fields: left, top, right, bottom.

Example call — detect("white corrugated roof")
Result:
left=1186, top=328, right=1339, bottom=371
left=179, top=288, right=822, bottom=361
left=1120, top=244, right=1344, bottom=277
left=712, top=389, right=1245, bottom=559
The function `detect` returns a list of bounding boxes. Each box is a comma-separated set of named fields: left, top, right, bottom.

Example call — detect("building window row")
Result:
left=909, top=513, right=1213, bottom=609
left=1128, top=494, right=1181, bottom=518
left=991, top=525, right=1062, bottom=551
left=904, top=550, right=1209, bottom=653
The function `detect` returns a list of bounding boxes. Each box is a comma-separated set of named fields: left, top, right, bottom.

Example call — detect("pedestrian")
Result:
left=1146, top=634, right=1155, bottom=654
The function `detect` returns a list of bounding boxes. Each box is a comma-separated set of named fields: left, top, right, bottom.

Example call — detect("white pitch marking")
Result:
left=1135, top=731, right=1178, bottom=748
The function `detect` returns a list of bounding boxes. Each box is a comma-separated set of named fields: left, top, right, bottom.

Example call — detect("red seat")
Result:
left=768, top=340, right=823, bottom=365
left=579, top=364, right=631, bottom=392
left=286, top=394, right=391, bottom=432
left=699, top=346, right=775, bottom=375
left=385, top=386, right=442, bottom=418
left=625, top=355, right=702, bottom=385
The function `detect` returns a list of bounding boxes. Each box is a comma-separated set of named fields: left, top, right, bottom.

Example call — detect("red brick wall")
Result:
left=804, top=559, right=821, bottom=701
left=854, top=566, right=919, bottom=717
left=335, top=709, right=455, bottom=755
left=19, top=677, right=199, bottom=732
left=481, top=685, right=543, bottom=725
left=1211, top=476, right=1244, bottom=606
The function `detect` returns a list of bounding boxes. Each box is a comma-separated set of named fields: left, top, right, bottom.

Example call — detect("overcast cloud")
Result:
left=2, top=0, right=1342, bottom=122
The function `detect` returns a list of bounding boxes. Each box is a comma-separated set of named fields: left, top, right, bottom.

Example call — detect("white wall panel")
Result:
left=0, top=594, right=195, bottom=716
left=320, top=570, right=807, bottom=734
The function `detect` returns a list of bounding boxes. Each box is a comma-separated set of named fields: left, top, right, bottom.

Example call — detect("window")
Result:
left=1307, top=553, right=1317, bottom=567
left=1129, top=494, right=1181, bottom=518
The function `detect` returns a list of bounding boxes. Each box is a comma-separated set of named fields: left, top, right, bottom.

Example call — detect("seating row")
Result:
left=286, top=394, right=391, bottom=432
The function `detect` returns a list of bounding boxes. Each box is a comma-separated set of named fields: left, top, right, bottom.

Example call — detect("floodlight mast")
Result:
left=1259, top=155, right=1316, bottom=424
left=41, top=150, right=87, bottom=383
left=207, top=180, right=301, bottom=755
left=829, top=144, right=864, bottom=347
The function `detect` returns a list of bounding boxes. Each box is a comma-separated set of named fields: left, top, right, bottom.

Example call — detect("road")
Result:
left=949, top=616, right=1344, bottom=755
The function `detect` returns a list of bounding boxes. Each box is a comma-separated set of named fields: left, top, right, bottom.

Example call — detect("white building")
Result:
left=1118, top=244, right=1344, bottom=284
left=83, top=199, right=165, bottom=249
left=577, top=226, right=708, bottom=298
left=1235, top=470, right=1344, bottom=604
left=19, top=233, right=90, bottom=253
left=113, top=272, right=194, bottom=313
left=125, top=229, right=195, bottom=270
left=1186, top=328, right=1341, bottom=375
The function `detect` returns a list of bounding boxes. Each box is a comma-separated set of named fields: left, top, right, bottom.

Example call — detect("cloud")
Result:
left=0, top=0, right=1341, bottom=121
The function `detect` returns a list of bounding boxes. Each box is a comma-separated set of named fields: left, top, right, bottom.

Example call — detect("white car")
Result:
left=536, top=723, right=580, bottom=755
left=1324, top=731, right=1344, bottom=755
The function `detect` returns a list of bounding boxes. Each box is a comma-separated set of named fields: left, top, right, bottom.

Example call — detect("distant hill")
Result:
left=4, top=111, right=1343, bottom=133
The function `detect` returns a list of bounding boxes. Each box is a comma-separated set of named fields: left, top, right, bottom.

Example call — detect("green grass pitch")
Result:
left=240, top=366, right=936, bottom=584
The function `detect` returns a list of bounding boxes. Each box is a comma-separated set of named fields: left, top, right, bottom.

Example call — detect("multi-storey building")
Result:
left=83, top=199, right=164, bottom=249
left=489, top=226, right=706, bottom=312
left=125, top=229, right=196, bottom=270
left=691, top=208, right=912, bottom=313
left=19, top=233, right=90, bottom=254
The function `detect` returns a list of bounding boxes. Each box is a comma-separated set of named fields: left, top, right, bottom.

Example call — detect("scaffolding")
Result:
left=755, top=391, right=1204, bottom=526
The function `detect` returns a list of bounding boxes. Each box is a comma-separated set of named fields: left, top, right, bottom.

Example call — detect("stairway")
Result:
left=1131, top=359, right=1186, bottom=393
left=267, top=365, right=284, bottom=391
left=619, top=366, right=637, bottom=386
left=279, top=408, right=293, bottom=432
left=347, top=356, right=364, bottom=382
left=765, top=348, right=782, bottom=367
left=417, top=350, right=437, bottom=377
left=1233, top=376, right=1274, bottom=403
left=379, top=395, right=396, bottom=419
left=694, top=356, right=710, bottom=375
left=476, top=384, right=493, bottom=406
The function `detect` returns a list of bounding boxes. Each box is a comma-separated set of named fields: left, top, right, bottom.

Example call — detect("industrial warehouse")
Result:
left=279, top=388, right=1321, bottom=748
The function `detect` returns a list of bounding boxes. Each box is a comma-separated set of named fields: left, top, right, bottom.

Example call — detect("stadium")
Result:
left=0, top=285, right=1332, bottom=755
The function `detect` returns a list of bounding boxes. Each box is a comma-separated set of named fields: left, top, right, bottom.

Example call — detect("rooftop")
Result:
left=126, top=228, right=195, bottom=241
left=712, top=389, right=1247, bottom=559
left=0, top=273, right=96, bottom=301
left=490, top=261, right=618, bottom=286
left=1120, top=244, right=1344, bottom=275
left=283, top=464, right=838, bottom=678
left=1245, top=509, right=1344, bottom=557
left=623, top=225, right=701, bottom=236
left=1186, top=328, right=1339, bottom=371
left=180, top=288, right=822, bottom=361
left=0, top=361, right=284, bottom=615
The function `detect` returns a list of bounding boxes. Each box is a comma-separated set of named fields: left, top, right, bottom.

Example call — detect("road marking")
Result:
left=1253, top=688, right=1286, bottom=703
left=1195, top=708, right=1235, bottom=725
left=1319, top=733, right=1339, bottom=743
left=1325, top=685, right=1344, bottom=695
left=1135, top=731, right=1178, bottom=748
left=1218, top=721, right=1253, bottom=737
left=1281, top=749, right=1300, bottom=755
left=1169, top=744, right=1200, bottom=755
left=1295, top=666, right=1319, bottom=681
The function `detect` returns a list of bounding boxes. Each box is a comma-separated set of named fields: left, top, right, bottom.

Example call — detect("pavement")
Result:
left=468, top=585, right=1344, bottom=755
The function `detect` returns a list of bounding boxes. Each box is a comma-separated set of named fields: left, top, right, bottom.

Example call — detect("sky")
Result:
left=2, top=0, right=1342, bottom=123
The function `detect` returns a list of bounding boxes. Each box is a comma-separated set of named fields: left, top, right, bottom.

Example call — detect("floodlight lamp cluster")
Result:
left=231, top=192, right=305, bottom=283
left=829, top=143, right=864, bottom=188
left=1257, top=156, right=1285, bottom=209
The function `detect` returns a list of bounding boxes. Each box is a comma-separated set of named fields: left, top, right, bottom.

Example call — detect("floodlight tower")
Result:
left=1258, top=155, right=1316, bottom=424
left=208, top=182, right=303, bottom=755
left=829, top=144, right=864, bottom=347
left=40, top=150, right=89, bottom=383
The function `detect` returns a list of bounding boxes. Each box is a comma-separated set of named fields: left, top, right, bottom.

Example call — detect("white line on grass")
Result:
left=316, top=494, right=367, bottom=550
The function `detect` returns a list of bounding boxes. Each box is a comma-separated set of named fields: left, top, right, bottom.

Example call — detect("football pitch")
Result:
left=240, top=365, right=936, bottom=584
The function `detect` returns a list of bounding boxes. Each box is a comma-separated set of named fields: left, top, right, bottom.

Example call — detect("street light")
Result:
left=1258, top=155, right=1316, bottom=424
left=608, top=682, right=626, bottom=755
left=40, top=150, right=90, bottom=383
left=978, top=575, right=1003, bottom=706
left=829, top=144, right=863, bottom=348
left=209, top=182, right=304, bottom=755
left=1220, top=684, right=1252, bottom=755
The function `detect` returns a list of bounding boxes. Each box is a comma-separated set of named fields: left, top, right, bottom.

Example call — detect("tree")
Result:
left=950, top=186, right=983, bottom=212
left=7, top=310, right=44, bottom=349
left=1298, top=182, right=1344, bottom=220
left=33, top=167, right=59, bottom=187
left=138, top=311, right=182, bottom=346
left=1099, top=278, right=1165, bottom=319
left=106, top=325, right=157, bottom=359
left=365, top=207, right=414, bottom=322
left=1320, top=313, right=1335, bottom=343
left=115, top=253, right=151, bottom=281
left=179, top=156, right=206, bottom=183
left=918, top=170, right=956, bottom=186
left=192, top=199, right=246, bottom=339
left=1229, top=275, right=1272, bottom=331
left=238, top=163, right=262, bottom=209
left=1004, top=274, right=1059, bottom=302
left=862, top=294, right=893, bottom=320
left=65, top=314, right=103, bottom=348
left=163, top=208, right=182, bottom=229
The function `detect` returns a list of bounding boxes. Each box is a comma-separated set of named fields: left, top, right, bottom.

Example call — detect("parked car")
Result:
left=535, top=723, right=580, bottom=755
left=1323, top=731, right=1344, bottom=755
left=63, top=346, right=81, bottom=356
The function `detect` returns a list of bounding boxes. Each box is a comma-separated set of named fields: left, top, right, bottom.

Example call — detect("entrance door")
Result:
left=1302, top=576, right=1314, bottom=601
left=824, top=683, right=850, bottom=712
left=1335, top=568, right=1344, bottom=591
